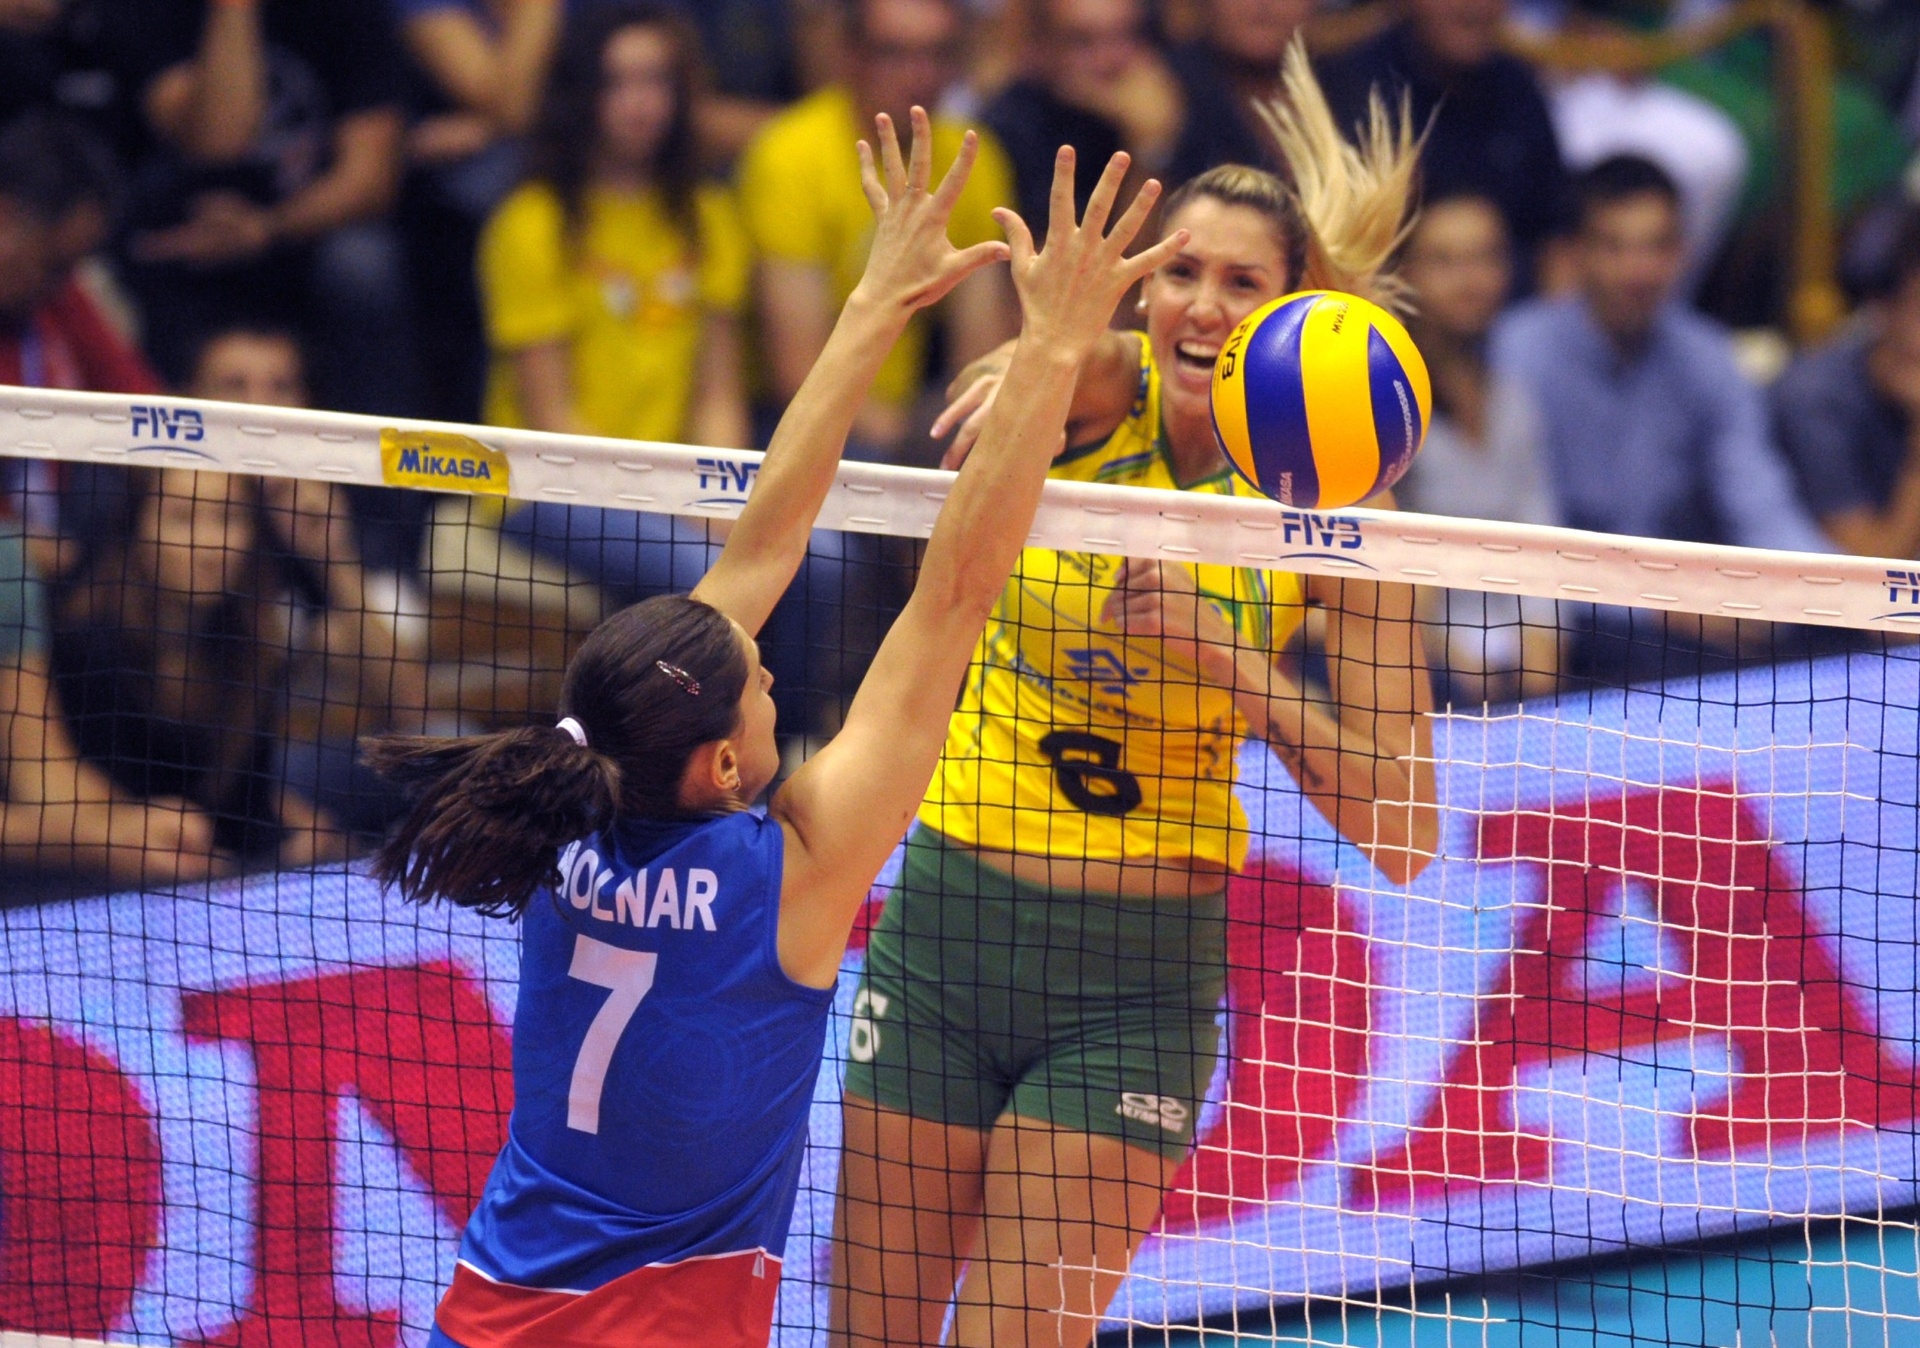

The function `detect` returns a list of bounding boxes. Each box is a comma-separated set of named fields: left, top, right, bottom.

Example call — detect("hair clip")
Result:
left=655, top=660, right=701, bottom=696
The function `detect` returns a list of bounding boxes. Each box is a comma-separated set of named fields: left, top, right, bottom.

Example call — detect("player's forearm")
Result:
left=1217, top=644, right=1437, bottom=881
left=919, top=340, right=1082, bottom=619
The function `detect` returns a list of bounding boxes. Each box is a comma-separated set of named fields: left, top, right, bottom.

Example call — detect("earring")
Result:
left=1135, top=295, right=1149, bottom=312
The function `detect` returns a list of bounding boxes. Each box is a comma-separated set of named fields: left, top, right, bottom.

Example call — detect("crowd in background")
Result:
left=1, top=0, right=1919, bottom=889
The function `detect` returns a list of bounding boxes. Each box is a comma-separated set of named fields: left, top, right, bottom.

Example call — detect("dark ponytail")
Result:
left=367, top=595, right=751, bottom=918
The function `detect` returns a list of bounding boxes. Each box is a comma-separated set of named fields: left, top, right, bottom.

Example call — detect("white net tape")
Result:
left=4, top=384, right=1916, bottom=633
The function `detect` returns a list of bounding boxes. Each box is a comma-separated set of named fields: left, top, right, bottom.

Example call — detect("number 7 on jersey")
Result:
left=567, top=934, right=658, bottom=1134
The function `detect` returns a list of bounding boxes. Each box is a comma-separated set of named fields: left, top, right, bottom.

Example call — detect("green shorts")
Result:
left=844, top=828, right=1228, bottom=1160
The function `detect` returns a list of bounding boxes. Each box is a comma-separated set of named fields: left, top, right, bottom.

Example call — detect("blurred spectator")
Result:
left=1396, top=193, right=1563, bottom=702
left=1546, top=76, right=1745, bottom=291
left=0, top=0, right=161, bottom=164
left=0, top=110, right=153, bottom=399
left=121, top=0, right=417, bottom=410
left=192, top=325, right=426, bottom=828
left=0, top=501, right=224, bottom=889
left=737, top=0, right=1017, bottom=455
left=679, top=0, right=812, bottom=163
left=481, top=3, right=749, bottom=449
left=1774, top=214, right=1920, bottom=561
left=52, top=328, right=422, bottom=867
left=390, top=0, right=564, bottom=425
left=1318, top=0, right=1568, bottom=284
left=982, top=0, right=1185, bottom=232
left=190, top=325, right=429, bottom=735
left=54, top=463, right=351, bottom=867
left=393, top=0, right=561, bottom=168
left=0, top=110, right=160, bottom=579
left=432, top=2, right=749, bottom=639
left=1511, top=0, right=1746, bottom=290
left=1163, top=0, right=1313, bottom=186
left=1493, top=155, right=1828, bottom=552
left=123, top=0, right=429, bottom=574
left=1518, top=0, right=1907, bottom=304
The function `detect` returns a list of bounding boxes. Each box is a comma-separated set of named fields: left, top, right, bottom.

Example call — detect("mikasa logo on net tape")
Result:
left=1117, top=1092, right=1190, bottom=1133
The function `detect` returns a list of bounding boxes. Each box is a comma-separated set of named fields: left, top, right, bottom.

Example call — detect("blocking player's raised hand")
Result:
left=851, top=107, right=1010, bottom=316
left=996, top=147, right=1186, bottom=366
left=691, top=108, right=1008, bottom=637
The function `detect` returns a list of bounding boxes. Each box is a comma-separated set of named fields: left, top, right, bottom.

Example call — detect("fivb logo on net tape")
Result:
left=0, top=650, right=1916, bottom=1344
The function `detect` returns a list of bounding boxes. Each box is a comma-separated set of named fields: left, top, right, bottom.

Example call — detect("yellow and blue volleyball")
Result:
left=1210, top=290, right=1431, bottom=510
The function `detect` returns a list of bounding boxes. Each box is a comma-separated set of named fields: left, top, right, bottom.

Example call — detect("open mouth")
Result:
left=1173, top=340, right=1219, bottom=376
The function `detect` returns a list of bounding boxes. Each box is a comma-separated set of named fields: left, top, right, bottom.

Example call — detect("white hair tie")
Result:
left=556, top=717, right=588, bottom=748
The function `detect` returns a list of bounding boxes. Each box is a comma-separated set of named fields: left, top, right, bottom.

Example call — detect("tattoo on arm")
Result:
left=1268, top=727, right=1327, bottom=793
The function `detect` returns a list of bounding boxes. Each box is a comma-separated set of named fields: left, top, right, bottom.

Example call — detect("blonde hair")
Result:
left=1161, top=39, right=1422, bottom=312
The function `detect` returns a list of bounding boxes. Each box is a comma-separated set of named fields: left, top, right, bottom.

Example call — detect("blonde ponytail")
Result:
left=1256, top=39, right=1422, bottom=312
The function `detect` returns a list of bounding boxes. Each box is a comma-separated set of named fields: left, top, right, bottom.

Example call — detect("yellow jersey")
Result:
left=478, top=180, right=750, bottom=442
left=919, top=347, right=1306, bottom=870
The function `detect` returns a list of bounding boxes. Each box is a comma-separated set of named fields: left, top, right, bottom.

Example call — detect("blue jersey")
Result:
left=435, top=810, right=832, bottom=1348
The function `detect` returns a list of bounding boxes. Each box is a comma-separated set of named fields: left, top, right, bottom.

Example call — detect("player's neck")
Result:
left=1162, top=408, right=1228, bottom=486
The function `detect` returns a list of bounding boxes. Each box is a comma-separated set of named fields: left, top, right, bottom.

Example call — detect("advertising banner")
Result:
left=0, top=651, right=1913, bottom=1343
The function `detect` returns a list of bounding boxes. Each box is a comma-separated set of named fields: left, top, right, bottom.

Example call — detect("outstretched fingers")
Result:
left=905, top=106, right=933, bottom=194
left=1046, top=145, right=1078, bottom=242
left=875, top=112, right=908, bottom=197
left=932, top=128, right=980, bottom=209
left=931, top=372, right=995, bottom=439
left=950, top=238, right=1012, bottom=275
left=1122, top=226, right=1190, bottom=288
left=1102, top=176, right=1163, bottom=257
left=856, top=140, right=889, bottom=216
left=1079, top=150, right=1132, bottom=241
left=994, top=206, right=1037, bottom=271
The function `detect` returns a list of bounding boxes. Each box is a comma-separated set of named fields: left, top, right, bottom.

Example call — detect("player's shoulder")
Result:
left=485, top=181, right=565, bottom=241
left=1774, top=320, right=1872, bottom=410
left=1054, top=342, right=1157, bottom=480
left=671, top=807, right=783, bottom=858
left=749, top=87, right=856, bottom=164
left=1654, top=304, right=1740, bottom=365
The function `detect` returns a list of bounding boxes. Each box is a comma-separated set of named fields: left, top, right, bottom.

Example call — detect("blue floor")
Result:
left=1142, top=1216, right=1920, bottom=1347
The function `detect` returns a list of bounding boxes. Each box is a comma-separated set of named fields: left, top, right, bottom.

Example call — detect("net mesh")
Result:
left=0, top=386, right=1915, bottom=1347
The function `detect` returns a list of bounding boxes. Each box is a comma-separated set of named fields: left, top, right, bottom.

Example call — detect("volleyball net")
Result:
left=0, top=383, right=1916, bottom=1346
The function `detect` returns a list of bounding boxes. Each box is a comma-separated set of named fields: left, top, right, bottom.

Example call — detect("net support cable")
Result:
left=5, top=385, right=1914, bottom=632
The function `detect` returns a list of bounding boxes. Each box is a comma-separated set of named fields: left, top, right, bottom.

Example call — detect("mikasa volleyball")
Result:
left=1210, top=290, right=1431, bottom=510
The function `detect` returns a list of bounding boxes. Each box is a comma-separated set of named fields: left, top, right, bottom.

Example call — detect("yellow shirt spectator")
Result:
left=737, top=87, right=1014, bottom=411
left=479, top=180, right=751, bottom=442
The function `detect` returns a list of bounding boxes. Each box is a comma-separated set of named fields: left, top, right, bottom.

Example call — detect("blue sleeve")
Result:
left=1504, top=382, right=1561, bottom=528
left=1770, top=350, right=1878, bottom=517
left=1488, top=307, right=1552, bottom=406
left=1703, top=342, right=1833, bottom=554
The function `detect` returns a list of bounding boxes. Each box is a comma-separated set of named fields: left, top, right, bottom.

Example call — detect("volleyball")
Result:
left=1210, top=290, right=1431, bottom=510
